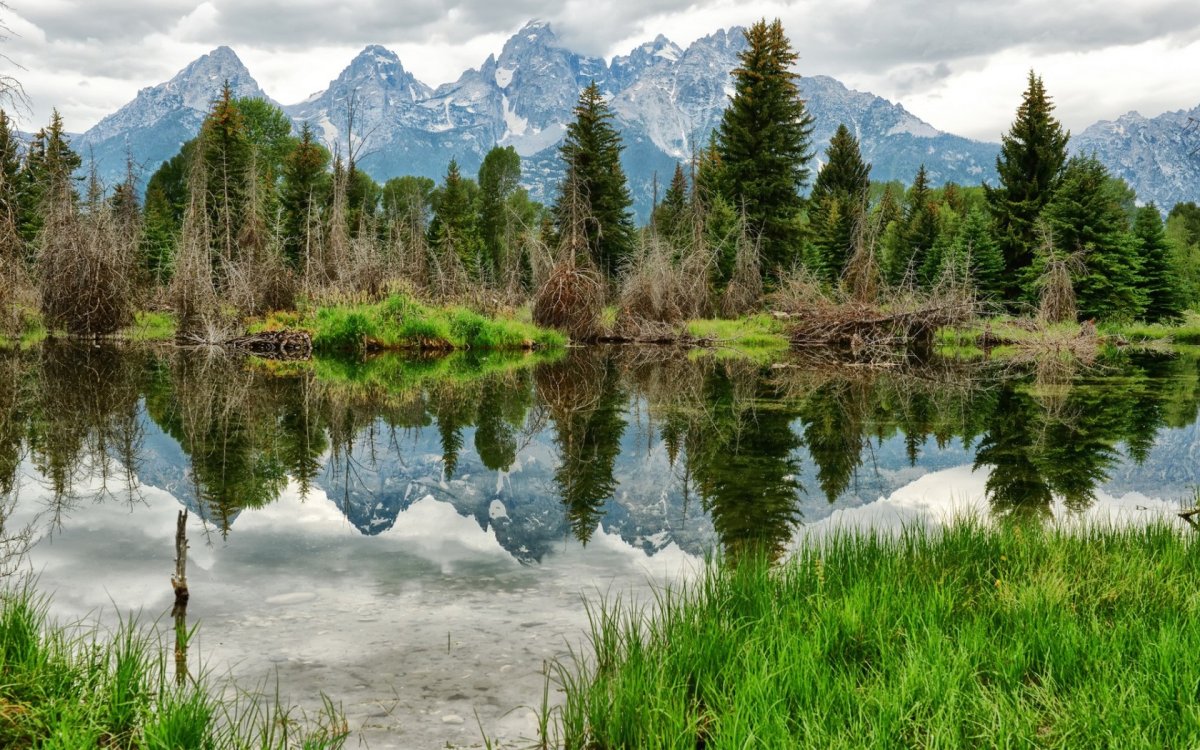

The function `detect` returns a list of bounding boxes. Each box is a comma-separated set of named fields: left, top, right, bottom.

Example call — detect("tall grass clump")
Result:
left=273, top=292, right=565, bottom=352
left=555, top=521, right=1200, bottom=749
left=0, top=581, right=348, bottom=749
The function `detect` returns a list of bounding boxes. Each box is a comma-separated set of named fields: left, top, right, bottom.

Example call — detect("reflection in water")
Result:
left=0, top=345, right=1198, bottom=559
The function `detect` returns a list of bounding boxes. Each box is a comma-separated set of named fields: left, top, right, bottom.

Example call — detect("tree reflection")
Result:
left=539, top=350, right=626, bottom=545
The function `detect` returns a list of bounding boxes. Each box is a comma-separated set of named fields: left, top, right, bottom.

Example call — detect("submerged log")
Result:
left=223, top=329, right=313, bottom=360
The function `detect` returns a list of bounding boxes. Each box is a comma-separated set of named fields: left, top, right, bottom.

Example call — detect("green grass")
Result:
left=250, top=348, right=562, bottom=399
left=1108, top=311, right=1200, bottom=345
left=556, top=521, right=1200, bottom=749
left=0, top=306, right=47, bottom=349
left=686, top=315, right=790, bottom=362
left=0, top=582, right=348, bottom=749
left=126, top=311, right=177, bottom=342
left=252, top=294, right=566, bottom=353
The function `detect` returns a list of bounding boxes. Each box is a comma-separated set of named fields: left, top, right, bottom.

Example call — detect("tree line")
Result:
left=0, top=18, right=1195, bottom=342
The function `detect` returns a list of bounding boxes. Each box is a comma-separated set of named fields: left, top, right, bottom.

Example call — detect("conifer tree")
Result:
left=651, top=162, right=689, bottom=244
left=553, top=81, right=635, bottom=279
left=809, top=124, right=870, bottom=282
left=200, top=82, right=251, bottom=265
left=985, top=71, right=1069, bottom=298
left=429, top=159, right=482, bottom=274
left=693, top=131, right=724, bottom=209
left=951, top=207, right=1005, bottom=302
left=887, top=165, right=938, bottom=285
left=22, top=110, right=81, bottom=246
left=1042, top=156, right=1144, bottom=321
left=0, top=110, right=24, bottom=259
left=280, top=123, right=330, bottom=271
left=716, top=18, right=814, bottom=277
left=1133, top=204, right=1183, bottom=322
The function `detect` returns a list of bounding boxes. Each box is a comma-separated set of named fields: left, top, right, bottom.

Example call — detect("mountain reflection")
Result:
left=0, top=345, right=1197, bottom=560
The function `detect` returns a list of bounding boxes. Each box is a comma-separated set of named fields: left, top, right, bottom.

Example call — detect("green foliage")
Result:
left=886, top=164, right=939, bottom=285
left=200, top=82, right=252, bottom=261
left=557, top=522, right=1200, bottom=749
left=1042, top=156, right=1144, bottom=321
left=1166, top=201, right=1200, bottom=310
left=650, top=162, right=691, bottom=245
left=280, top=123, right=331, bottom=270
left=1133, top=204, right=1184, bottom=322
left=284, top=293, right=566, bottom=352
left=985, top=71, right=1070, bottom=298
left=809, top=124, right=871, bottom=282
left=477, top=145, right=522, bottom=280
left=554, top=81, right=636, bottom=279
left=949, top=207, right=1005, bottom=302
left=429, top=158, right=482, bottom=274
left=0, top=583, right=348, bottom=749
left=716, top=18, right=815, bottom=278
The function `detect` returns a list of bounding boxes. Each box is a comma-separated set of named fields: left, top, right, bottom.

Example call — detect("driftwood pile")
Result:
left=772, top=270, right=977, bottom=360
left=222, top=330, right=313, bottom=359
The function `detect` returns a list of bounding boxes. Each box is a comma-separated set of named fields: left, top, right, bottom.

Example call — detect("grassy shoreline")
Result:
left=0, top=582, right=347, bottom=749
left=554, top=522, right=1200, bottom=748
left=935, top=311, right=1200, bottom=360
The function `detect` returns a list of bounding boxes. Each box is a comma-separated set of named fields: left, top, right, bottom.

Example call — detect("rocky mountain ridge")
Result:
left=69, top=20, right=1198, bottom=217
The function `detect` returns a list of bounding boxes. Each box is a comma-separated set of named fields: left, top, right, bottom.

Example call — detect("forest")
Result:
left=1, top=19, right=1197, bottom=354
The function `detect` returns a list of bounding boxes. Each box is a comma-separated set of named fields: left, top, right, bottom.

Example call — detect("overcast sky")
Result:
left=3, top=0, right=1199, bottom=142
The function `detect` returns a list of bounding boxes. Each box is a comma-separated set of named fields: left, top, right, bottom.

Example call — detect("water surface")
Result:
left=1, top=345, right=1196, bottom=746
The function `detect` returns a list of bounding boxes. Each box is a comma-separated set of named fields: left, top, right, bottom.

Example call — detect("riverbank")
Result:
left=936, top=312, right=1200, bottom=360
left=0, top=582, right=348, bottom=749
left=554, top=521, right=1200, bottom=748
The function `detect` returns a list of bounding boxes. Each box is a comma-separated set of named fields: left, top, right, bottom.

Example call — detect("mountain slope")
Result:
left=77, top=22, right=1005, bottom=218
left=1072, top=106, right=1200, bottom=211
left=75, top=46, right=270, bottom=188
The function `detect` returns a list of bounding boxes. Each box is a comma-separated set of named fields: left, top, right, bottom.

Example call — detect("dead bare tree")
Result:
left=37, top=161, right=137, bottom=337
left=170, top=153, right=225, bottom=341
left=532, top=172, right=604, bottom=340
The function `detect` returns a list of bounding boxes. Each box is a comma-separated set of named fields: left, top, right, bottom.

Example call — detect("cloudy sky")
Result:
left=2, top=0, right=1199, bottom=142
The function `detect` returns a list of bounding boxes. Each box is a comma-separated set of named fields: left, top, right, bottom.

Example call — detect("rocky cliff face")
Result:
left=1072, top=106, right=1200, bottom=212
left=80, top=20, right=1200, bottom=220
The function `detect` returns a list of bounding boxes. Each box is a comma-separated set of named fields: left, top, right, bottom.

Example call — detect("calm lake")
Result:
left=1, top=344, right=1197, bottom=747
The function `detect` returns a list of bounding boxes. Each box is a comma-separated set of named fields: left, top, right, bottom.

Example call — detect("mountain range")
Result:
left=71, top=19, right=1199, bottom=219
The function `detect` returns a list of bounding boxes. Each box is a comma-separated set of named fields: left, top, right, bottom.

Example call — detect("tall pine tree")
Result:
left=985, top=71, right=1069, bottom=300
left=1133, top=204, right=1183, bottom=322
left=553, top=82, right=635, bottom=279
left=809, top=124, right=871, bottom=283
left=650, top=162, right=690, bottom=244
left=1042, top=156, right=1144, bottom=321
left=716, top=18, right=814, bottom=278
left=429, top=159, right=482, bottom=274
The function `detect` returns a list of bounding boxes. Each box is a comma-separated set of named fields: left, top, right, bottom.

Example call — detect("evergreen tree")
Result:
left=280, top=123, right=330, bottom=271
left=477, top=145, right=522, bottom=279
left=651, top=162, right=690, bottom=244
left=716, top=18, right=814, bottom=278
left=951, top=207, right=1005, bottom=302
left=553, top=81, right=635, bottom=278
left=0, top=110, right=24, bottom=258
left=985, top=71, right=1070, bottom=299
left=22, top=110, right=81, bottom=245
left=199, top=82, right=251, bottom=264
left=429, top=159, right=482, bottom=274
left=887, top=165, right=938, bottom=285
left=1042, top=156, right=1144, bottom=321
left=809, top=124, right=871, bottom=282
left=1166, top=201, right=1200, bottom=307
left=693, top=131, right=724, bottom=209
left=1133, top=204, right=1183, bottom=322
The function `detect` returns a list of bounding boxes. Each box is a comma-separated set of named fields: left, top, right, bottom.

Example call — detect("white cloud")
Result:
left=2, top=0, right=1199, bottom=140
